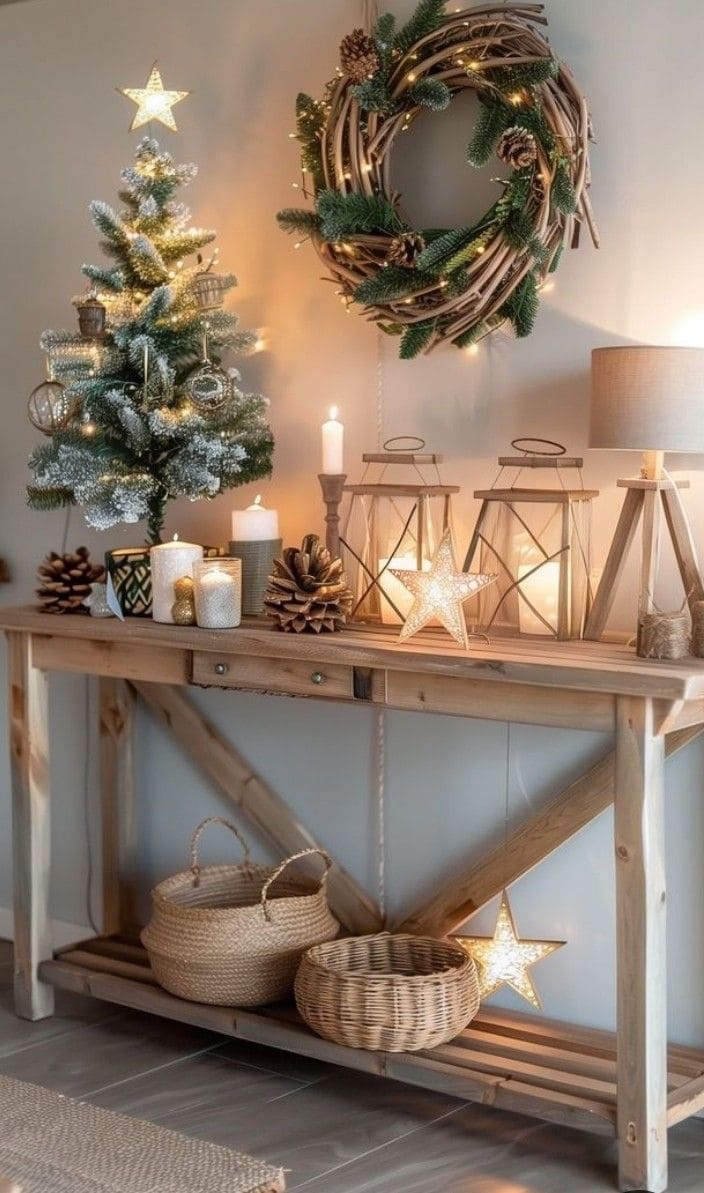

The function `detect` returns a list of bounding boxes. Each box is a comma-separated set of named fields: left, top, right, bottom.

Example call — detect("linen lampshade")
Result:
left=590, top=345, right=704, bottom=453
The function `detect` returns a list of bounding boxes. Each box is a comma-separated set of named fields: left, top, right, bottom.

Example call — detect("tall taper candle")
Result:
left=321, top=406, right=344, bottom=474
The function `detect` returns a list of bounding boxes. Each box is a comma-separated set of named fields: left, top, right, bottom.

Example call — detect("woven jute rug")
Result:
left=0, top=1075, right=285, bottom=1193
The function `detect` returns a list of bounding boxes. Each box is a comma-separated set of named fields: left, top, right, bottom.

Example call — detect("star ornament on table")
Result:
left=120, top=64, right=190, bottom=132
left=456, top=890, right=566, bottom=1011
left=390, top=529, right=496, bottom=650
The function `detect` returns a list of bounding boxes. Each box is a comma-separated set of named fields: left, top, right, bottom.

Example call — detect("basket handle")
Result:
left=189, top=816, right=251, bottom=887
left=260, top=848, right=333, bottom=923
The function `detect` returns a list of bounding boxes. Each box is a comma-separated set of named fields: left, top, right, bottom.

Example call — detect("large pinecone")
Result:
left=340, top=29, right=380, bottom=83
left=36, top=547, right=105, bottom=614
left=497, top=126, right=538, bottom=169
left=265, top=535, right=353, bottom=633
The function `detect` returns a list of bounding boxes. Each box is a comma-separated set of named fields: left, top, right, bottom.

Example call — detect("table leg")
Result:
left=615, top=696, right=667, bottom=1192
left=7, top=632, right=54, bottom=1020
left=99, top=677, right=137, bottom=934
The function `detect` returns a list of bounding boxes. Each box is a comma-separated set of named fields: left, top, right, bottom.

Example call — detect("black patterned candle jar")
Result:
left=105, top=547, right=153, bottom=617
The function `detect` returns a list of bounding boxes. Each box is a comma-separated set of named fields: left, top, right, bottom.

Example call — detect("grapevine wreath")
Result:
left=277, top=0, right=598, bottom=357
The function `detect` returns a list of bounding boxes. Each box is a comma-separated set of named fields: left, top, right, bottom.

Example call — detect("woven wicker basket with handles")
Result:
left=141, top=816, right=339, bottom=1007
left=294, top=932, right=480, bottom=1052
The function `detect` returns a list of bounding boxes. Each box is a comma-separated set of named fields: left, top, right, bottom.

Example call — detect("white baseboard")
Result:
left=0, top=906, right=89, bottom=950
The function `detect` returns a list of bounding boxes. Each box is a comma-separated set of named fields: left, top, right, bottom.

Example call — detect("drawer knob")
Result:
left=214, top=662, right=229, bottom=676
left=310, top=671, right=326, bottom=686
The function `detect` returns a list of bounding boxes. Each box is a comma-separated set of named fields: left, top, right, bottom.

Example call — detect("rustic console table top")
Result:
left=2, top=604, right=703, bottom=1193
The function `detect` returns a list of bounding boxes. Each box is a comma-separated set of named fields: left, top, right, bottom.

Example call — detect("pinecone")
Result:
left=265, top=535, right=353, bottom=633
left=340, top=29, right=380, bottom=83
left=36, top=547, right=106, bottom=614
left=497, top=126, right=538, bottom=169
left=388, top=231, right=427, bottom=268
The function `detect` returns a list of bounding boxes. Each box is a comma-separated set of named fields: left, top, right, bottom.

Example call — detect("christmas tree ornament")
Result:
left=73, top=291, right=107, bottom=339
left=265, top=535, right=353, bottom=633
left=387, top=231, right=427, bottom=269
left=183, top=358, right=234, bottom=414
left=171, top=575, right=197, bottom=625
left=36, top=547, right=106, bottom=614
left=278, top=0, right=597, bottom=357
left=83, top=581, right=114, bottom=618
left=391, top=529, right=496, bottom=649
left=456, top=890, right=565, bottom=1011
left=27, top=379, right=73, bottom=436
left=339, top=28, right=380, bottom=83
left=496, top=126, right=538, bottom=169
left=120, top=63, right=190, bottom=132
left=192, top=270, right=229, bottom=312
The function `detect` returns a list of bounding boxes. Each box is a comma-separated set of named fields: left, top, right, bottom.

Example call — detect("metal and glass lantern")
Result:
left=463, top=440, right=598, bottom=639
left=341, top=438, right=459, bottom=623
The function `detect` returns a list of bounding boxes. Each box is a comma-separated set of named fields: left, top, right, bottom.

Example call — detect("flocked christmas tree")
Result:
left=28, top=111, right=273, bottom=544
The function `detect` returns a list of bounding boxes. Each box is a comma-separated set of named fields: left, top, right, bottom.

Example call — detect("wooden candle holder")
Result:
left=318, top=474, right=346, bottom=559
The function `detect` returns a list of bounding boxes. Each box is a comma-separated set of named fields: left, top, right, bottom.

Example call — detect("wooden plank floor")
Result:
left=1, top=941, right=704, bottom=1191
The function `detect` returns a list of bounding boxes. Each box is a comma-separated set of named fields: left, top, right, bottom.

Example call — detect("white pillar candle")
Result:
left=194, top=560, right=242, bottom=629
left=150, top=535, right=204, bottom=624
left=379, top=556, right=431, bottom=624
left=517, top=561, right=561, bottom=635
left=321, top=406, right=344, bottom=474
left=231, top=494, right=280, bottom=542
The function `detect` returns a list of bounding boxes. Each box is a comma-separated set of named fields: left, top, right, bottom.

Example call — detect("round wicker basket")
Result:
left=294, top=932, right=480, bottom=1052
left=142, top=817, right=339, bottom=1007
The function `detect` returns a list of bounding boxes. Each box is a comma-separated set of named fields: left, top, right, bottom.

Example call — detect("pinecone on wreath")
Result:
left=36, top=547, right=105, bottom=614
left=340, top=28, right=380, bottom=83
left=388, top=231, right=427, bottom=268
left=264, top=535, right=353, bottom=633
left=497, top=126, right=538, bottom=169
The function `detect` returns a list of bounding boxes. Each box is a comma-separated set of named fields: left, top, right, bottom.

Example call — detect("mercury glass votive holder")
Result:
left=193, top=558, right=242, bottom=629
left=229, top=538, right=282, bottom=615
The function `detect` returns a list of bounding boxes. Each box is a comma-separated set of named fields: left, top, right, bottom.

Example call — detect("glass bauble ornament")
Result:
left=184, top=360, right=233, bottom=414
left=27, top=380, right=73, bottom=435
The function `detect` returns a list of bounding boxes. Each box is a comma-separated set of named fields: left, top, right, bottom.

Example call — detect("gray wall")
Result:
left=2, top=0, right=704, bottom=1041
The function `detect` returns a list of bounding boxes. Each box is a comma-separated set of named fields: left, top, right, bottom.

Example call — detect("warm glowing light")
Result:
left=119, top=63, right=190, bottom=132
left=391, top=530, right=495, bottom=650
left=82, top=421, right=97, bottom=437
left=672, top=310, right=704, bottom=347
left=466, top=344, right=479, bottom=357
left=253, top=336, right=266, bottom=353
left=540, top=280, right=555, bottom=293
left=509, top=91, right=523, bottom=105
left=407, top=71, right=417, bottom=81
left=456, top=890, right=565, bottom=1011
left=294, top=241, right=302, bottom=250
left=469, top=60, right=481, bottom=70
left=329, top=406, right=339, bottom=420
left=362, top=163, right=372, bottom=173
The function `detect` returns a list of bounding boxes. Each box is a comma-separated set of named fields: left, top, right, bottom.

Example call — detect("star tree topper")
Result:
left=390, top=529, right=496, bottom=649
left=120, top=64, right=190, bottom=132
left=456, top=890, right=565, bottom=1011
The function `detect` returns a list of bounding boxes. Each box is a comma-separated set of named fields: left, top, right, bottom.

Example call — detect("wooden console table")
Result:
left=4, top=606, right=704, bottom=1193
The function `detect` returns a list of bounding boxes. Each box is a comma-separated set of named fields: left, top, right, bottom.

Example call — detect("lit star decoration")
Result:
left=120, top=64, right=190, bottom=132
left=456, top=890, right=565, bottom=1011
left=390, top=529, right=496, bottom=649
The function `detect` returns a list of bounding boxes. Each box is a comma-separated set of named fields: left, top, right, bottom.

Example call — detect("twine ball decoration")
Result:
left=27, top=379, right=73, bottom=435
left=637, top=610, right=690, bottom=661
left=278, top=1, right=597, bottom=357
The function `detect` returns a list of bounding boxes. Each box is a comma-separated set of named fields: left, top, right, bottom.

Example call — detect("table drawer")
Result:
left=192, top=651, right=354, bottom=700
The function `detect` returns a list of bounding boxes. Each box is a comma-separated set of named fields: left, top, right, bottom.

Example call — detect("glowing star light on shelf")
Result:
left=390, top=529, right=495, bottom=650
left=456, top=890, right=565, bottom=1011
left=120, top=64, right=190, bottom=132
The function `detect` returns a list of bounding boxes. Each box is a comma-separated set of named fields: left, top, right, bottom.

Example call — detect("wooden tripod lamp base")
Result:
left=587, top=346, right=704, bottom=640
left=584, top=465, right=704, bottom=640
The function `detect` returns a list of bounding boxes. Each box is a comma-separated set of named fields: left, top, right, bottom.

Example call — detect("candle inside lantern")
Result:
left=517, top=561, right=561, bottom=635
left=150, top=534, right=204, bottom=624
left=194, top=559, right=242, bottom=629
left=321, top=406, right=344, bottom=474
left=231, top=494, right=279, bottom=542
left=379, top=555, right=431, bottom=624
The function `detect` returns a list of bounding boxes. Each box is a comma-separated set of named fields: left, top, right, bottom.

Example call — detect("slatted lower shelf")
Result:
left=40, top=936, right=704, bottom=1137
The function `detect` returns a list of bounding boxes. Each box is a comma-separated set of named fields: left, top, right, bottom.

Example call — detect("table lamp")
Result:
left=584, top=345, right=704, bottom=639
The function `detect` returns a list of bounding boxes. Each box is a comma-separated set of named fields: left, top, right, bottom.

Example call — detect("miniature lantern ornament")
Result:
left=73, top=291, right=107, bottom=339
left=192, top=270, right=228, bottom=312
left=340, top=438, right=460, bottom=623
left=463, top=440, right=598, bottom=639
